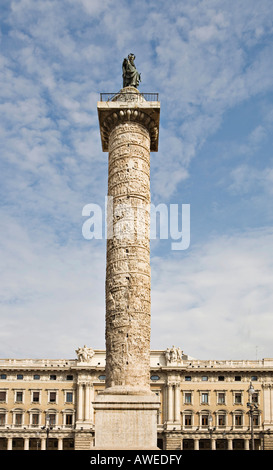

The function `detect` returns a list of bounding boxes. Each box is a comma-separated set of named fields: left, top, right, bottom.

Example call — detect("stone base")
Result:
left=164, top=434, right=182, bottom=450
left=264, top=434, right=273, bottom=450
left=93, top=393, right=160, bottom=450
left=74, top=432, right=94, bottom=450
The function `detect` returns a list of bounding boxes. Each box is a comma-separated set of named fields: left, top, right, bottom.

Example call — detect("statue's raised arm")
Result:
left=122, top=53, right=141, bottom=88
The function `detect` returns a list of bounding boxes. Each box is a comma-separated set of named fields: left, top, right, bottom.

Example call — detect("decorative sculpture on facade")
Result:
left=165, top=346, right=183, bottom=365
left=122, top=53, right=141, bottom=88
left=75, top=345, right=95, bottom=362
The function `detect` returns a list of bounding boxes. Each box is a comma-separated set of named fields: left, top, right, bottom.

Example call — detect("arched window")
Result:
left=199, top=410, right=212, bottom=427
left=11, top=408, right=24, bottom=427
left=233, top=410, right=245, bottom=427
left=29, top=408, right=41, bottom=427
left=215, top=410, right=227, bottom=427
left=182, top=410, right=193, bottom=427
left=44, top=409, right=58, bottom=427
left=62, top=409, right=75, bottom=427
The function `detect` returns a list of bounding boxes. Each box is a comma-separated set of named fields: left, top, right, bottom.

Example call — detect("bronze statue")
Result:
left=122, top=53, right=141, bottom=88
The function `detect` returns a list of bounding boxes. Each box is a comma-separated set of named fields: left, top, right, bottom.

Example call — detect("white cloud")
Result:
left=229, top=164, right=273, bottom=196
left=151, top=227, right=273, bottom=359
left=0, top=214, right=106, bottom=358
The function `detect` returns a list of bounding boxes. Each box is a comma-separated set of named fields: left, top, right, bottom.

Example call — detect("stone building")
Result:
left=0, top=347, right=273, bottom=450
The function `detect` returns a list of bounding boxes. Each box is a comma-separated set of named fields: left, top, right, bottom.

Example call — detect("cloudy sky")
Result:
left=1, top=0, right=273, bottom=360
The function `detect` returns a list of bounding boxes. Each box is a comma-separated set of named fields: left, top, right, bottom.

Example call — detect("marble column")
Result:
left=174, top=383, right=181, bottom=423
left=94, top=86, right=160, bottom=449
left=84, top=383, right=90, bottom=421
left=227, top=438, right=233, bottom=450
left=41, top=438, right=46, bottom=450
left=7, top=438, right=12, bottom=450
left=194, top=438, right=199, bottom=450
left=24, top=437, right=29, bottom=450
left=58, top=437, right=63, bottom=450
left=77, top=382, right=84, bottom=422
left=211, top=438, right=216, bottom=450
left=167, top=384, right=174, bottom=422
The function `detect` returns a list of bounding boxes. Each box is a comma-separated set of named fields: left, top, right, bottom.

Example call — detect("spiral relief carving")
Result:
left=105, top=121, right=152, bottom=393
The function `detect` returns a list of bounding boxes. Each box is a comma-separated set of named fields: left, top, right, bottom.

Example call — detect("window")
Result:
left=32, top=391, right=40, bottom=403
left=184, top=392, right=192, bottom=404
left=234, top=392, right=242, bottom=404
left=218, top=376, right=225, bottom=381
left=15, top=413, right=22, bottom=426
left=234, top=376, right=241, bottom=381
left=48, top=414, right=56, bottom=426
left=235, top=414, right=243, bottom=426
left=218, top=414, right=226, bottom=426
left=33, top=374, right=40, bottom=380
left=98, top=375, right=106, bottom=381
left=66, top=392, right=73, bottom=403
left=0, top=413, right=6, bottom=426
left=150, top=375, right=160, bottom=381
left=0, top=374, right=7, bottom=380
left=253, top=414, right=259, bottom=426
left=202, top=376, right=208, bottom=381
left=251, top=376, right=258, bottom=381
left=185, top=376, right=191, bottom=381
left=65, top=414, right=73, bottom=426
left=201, top=392, right=209, bottom=404
left=50, top=375, right=57, bottom=380
left=15, top=391, right=23, bottom=403
left=31, top=413, right=39, bottom=426
left=17, top=374, right=23, bottom=380
left=49, top=391, right=57, bottom=403
left=66, top=375, right=73, bottom=381
left=201, top=414, right=209, bottom=426
left=184, top=414, right=192, bottom=426
left=0, top=391, right=6, bottom=402
left=217, top=392, right=225, bottom=404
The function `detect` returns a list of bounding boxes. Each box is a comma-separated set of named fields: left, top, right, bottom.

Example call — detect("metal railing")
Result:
left=99, top=92, right=159, bottom=102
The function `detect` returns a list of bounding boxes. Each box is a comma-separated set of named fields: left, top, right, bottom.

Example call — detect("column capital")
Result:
left=97, top=89, right=160, bottom=152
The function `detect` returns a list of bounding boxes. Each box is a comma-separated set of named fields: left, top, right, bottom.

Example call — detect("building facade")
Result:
left=0, top=347, right=273, bottom=450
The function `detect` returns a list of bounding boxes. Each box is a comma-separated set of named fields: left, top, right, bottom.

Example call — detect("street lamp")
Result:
left=208, top=414, right=216, bottom=450
left=247, top=382, right=258, bottom=451
left=41, top=414, right=53, bottom=450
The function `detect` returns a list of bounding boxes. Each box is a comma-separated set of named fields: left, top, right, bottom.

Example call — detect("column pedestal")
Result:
left=93, top=393, right=160, bottom=450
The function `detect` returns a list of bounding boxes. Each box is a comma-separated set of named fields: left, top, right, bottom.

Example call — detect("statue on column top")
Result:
left=122, top=53, right=141, bottom=88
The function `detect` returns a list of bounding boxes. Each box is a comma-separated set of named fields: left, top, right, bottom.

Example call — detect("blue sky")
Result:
left=1, top=0, right=273, bottom=360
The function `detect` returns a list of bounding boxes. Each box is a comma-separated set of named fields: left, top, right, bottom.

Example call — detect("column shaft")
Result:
left=77, top=383, right=84, bottom=421
left=194, top=438, right=199, bottom=450
left=58, top=438, right=63, bottom=450
left=228, top=438, right=233, bottom=450
left=24, top=437, right=29, bottom=450
left=41, top=438, right=46, bottom=450
left=84, top=383, right=90, bottom=421
left=168, top=384, right=174, bottom=422
left=211, top=438, right=216, bottom=450
left=174, top=383, right=181, bottom=422
left=105, top=121, right=151, bottom=393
